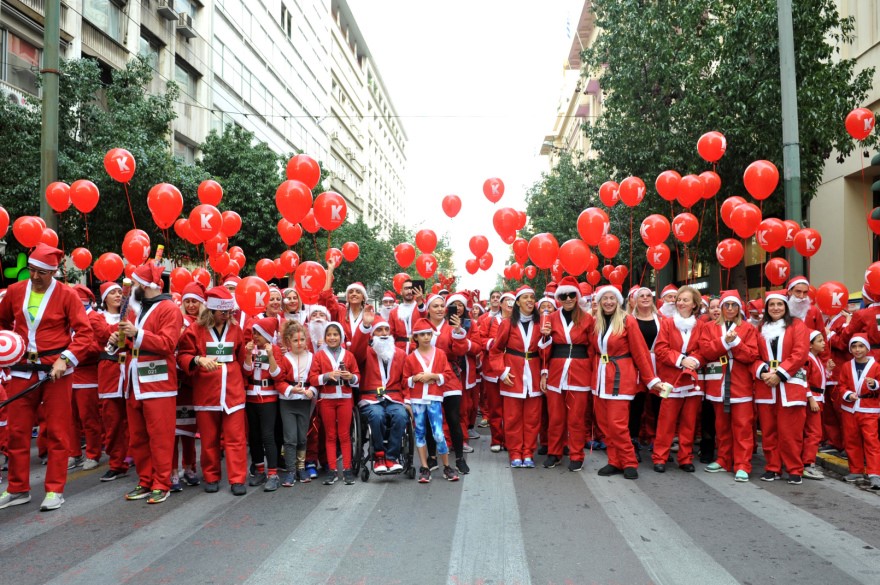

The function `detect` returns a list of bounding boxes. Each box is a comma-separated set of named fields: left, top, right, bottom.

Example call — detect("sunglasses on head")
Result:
left=558, top=292, right=577, bottom=300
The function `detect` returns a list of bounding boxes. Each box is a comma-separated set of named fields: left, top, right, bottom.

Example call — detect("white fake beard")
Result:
left=127, top=295, right=142, bottom=317
left=372, top=335, right=396, bottom=362
left=762, top=319, right=786, bottom=341
left=379, top=306, right=392, bottom=320
left=673, top=312, right=696, bottom=333
left=789, top=296, right=811, bottom=320
left=660, top=302, right=677, bottom=318
left=748, top=316, right=762, bottom=328
left=309, top=320, right=327, bottom=350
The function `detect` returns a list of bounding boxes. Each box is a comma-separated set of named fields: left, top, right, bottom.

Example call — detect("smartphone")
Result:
left=410, top=279, right=426, bottom=293
left=446, top=305, right=458, bottom=321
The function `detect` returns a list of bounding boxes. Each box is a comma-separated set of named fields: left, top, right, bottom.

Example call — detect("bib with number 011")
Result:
left=206, top=341, right=234, bottom=363
left=253, top=352, right=270, bottom=370
left=137, top=360, right=169, bottom=383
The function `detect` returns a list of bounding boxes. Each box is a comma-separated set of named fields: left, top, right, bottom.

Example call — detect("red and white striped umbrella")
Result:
left=0, top=330, right=26, bottom=367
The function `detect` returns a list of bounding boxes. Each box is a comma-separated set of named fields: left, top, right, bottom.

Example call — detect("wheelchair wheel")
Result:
left=401, top=412, right=416, bottom=480
left=361, top=467, right=370, bottom=482
left=350, top=404, right=363, bottom=475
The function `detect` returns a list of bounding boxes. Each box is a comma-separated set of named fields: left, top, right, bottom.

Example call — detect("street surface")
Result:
left=1, top=430, right=879, bottom=585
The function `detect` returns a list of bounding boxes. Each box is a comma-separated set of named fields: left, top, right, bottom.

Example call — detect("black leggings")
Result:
left=246, top=401, right=278, bottom=470
left=427, top=394, right=463, bottom=459
left=628, top=392, right=661, bottom=440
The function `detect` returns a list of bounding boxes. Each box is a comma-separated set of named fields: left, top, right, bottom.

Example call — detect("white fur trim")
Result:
left=595, top=285, right=623, bottom=305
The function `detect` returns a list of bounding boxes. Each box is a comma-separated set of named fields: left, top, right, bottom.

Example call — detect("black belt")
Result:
left=249, top=379, right=272, bottom=388
left=720, top=356, right=732, bottom=414
left=98, top=352, right=119, bottom=362
left=601, top=354, right=632, bottom=396
left=361, top=387, right=401, bottom=397
left=551, top=344, right=588, bottom=360
left=810, top=386, right=825, bottom=396
left=9, top=363, right=52, bottom=373
left=395, top=336, right=409, bottom=343
left=505, top=348, right=536, bottom=360
left=21, top=347, right=66, bottom=363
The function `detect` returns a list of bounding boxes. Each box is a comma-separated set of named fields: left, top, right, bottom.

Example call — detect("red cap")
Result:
left=182, top=282, right=207, bottom=304
left=206, top=286, right=235, bottom=311
left=73, top=284, right=95, bottom=304
left=222, top=275, right=241, bottom=288
left=132, top=261, right=164, bottom=290
left=99, top=282, right=121, bottom=302
left=661, top=284, right=678, bottom=298
left=787, top=276, right=809, bottom=291
left=28, top=243, right=64, bottom=271
left=412, top=318, right=435, bottom=335
left=371, top=317, right=391, bottom=334
left=252, top=317, right=279, bottom=342
left=555, top=276, right=580, bottom=299
left=382, top=290, right=396, bottom=302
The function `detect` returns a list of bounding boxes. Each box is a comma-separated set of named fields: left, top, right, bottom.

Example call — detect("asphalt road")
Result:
left=2, top=431, right=879, bottom=585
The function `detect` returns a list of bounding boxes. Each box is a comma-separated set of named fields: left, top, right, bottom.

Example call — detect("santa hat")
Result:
left=370, top=317, right=391, bottom=335
left=73, top=284, right=95, bottom=304
left=100, top=282, right=121, bottom=303
left=346, top=282, right=367, bottom=298
left=849, top=333, right=870, bottom=350
left=411, top=318, right=435, bottom=335
left=382, top=290, right=396, bottom=302
left=786, top=276, right=810, bottom=291
left=28, top=243, right=64, bottom=271
left=660, top=284, right=678, bottom=299
left=537, top=296, right=557, bottom=310
left=282, top=287, right=295, bottom=296
left=182, top=282, right=206, bottom=304
left=633, top=286, right=652, bottom=299
left=309, top=304, right=331, bottom=320
left=499, top=292, right=515, bottom=304
left=628, top=286, right=641, bottom=300
left=764, top=290, right=789, bottom=307
left=132, top=261, right=164, bottom=290
left=555, top=276, right=581, bottom=300
left=324, top=320, right=346, bottom=342
left=544, top=280, right=558, bottom=295
left=595, top=284, right=624, bottom=306
left=515, top=285, right=535, bottom=300
left=445, top=292, right=469, bottom=309
left=472, top=303, right=486, bottom=315
left=578, top=282, right=594, bottom=298
left=719, top=290, right=744, bottom=313
left=252, top=317, right=279, bottom=342
left=222, top=275, right=241, bottom=289
left=438, top=288, right=450, bottom=296
left=701, top=295, right=710, bottom=307
left=205, top=286, right=235, bottom=311
left=425, top=293, right=443, bottom=308
left=809, top=329, right=823, bottom=343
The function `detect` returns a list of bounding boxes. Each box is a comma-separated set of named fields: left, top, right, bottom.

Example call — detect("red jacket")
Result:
left=277, top=351, right=316, bottom=400
left=753, top=318, right=810, bottom=407
left=590, top=315, right=659, bottom=401
left=425, top=320, right=468, bottom=396
left=479, top=313, right=504, bottom=381
left=308, top=347, right=360, bottom=399
left=840, top=303, right=880, bottom=360
left=349, top=325, right=409, bottom=406
left=698, top=320, right=759, bottom=403
left=242, top=345, right=285, bottom=403
left=538, top=308, right=594, bottom=393
left=71, top=307, right=103, bottom=389
left=388, top=302, right=426, bottom=353
left=654, top=316, right=707, bottom=397
left=92, top=310, right=125, bottom=399
left=177, top=320, right=248, bottom=413
left=825, top=312, right=850, bottom=385
left=118, top=297, right=183, bottom=400
left=489, top=317, right=544, bottom=399
left=838, top=357, right=880, bottom=414
left=805, top=351, right=827, bottom=404
left=404, top=347, right=455, bottom=402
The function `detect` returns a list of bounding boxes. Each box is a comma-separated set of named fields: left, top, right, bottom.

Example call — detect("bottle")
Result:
left=541, top=309, right=551, bottom=331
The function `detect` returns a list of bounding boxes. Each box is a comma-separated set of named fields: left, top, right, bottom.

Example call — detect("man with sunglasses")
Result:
left=0, top=244, right=95, bottom=512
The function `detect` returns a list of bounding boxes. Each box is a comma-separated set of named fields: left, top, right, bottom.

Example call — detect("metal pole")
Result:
left=39, top=0, right=61, bottom=231
left=777, top=0, right=804, bottom=276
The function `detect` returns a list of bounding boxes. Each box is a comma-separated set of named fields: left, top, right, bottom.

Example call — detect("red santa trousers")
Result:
left=99, top=397, right=129, bottom=472
left=545, top=390, right=588, bottom=461
left=757, top=401, right=805, bottom=475
left=841, top=410, right=880, bottom=476
left=802, top=404, right=823, bottom=466
left=126, top=395, right=176, bottom=491
left=196, top=409, right=247, bottom=484
left=585, top=393, right=604, bottom=443
left=821, top=387, right=845, bottom=449
left=594, top=397, right=636, bottom=469
left=502, top=395, right=542, bottom=461
left=70, top=387, right=103, bottom=460
left=318, top=398, right=353, bottom=470
left=6, top=375, right=72, bottom=493
left=483, top=379, right=504, bottom=447
left=712, top=401, right=754, bottom=473
left=652, top=395, right=701, bottom=466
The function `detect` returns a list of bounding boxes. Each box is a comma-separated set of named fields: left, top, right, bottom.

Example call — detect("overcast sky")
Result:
left=348, top=0, right=583, bottom=297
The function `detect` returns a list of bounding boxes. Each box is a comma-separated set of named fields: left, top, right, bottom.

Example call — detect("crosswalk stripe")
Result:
left=446, top=448, right=532, bottom=585
left=244, top=480, right=388, bottom=585
left=816, top=474, right=880, bottom=508
left=694, top=471, right=880, bottom=584
left=581, top=460, right=741, bottom=585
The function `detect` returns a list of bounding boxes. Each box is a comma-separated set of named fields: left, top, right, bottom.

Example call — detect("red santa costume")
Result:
left=69, top=284, right=103, bottom=467
left=802, top=330, right=827, bottom=471
left=698, top=291, right=759, bottom=476
left=445, top=292, right=484, bottom=448
left=837, top=334, right=880, bottom=479
left=177, top=286, right=249, bottom=490
left=753, top=290, right=810, bottom=481
left=479, top=293, right=512, bottom=449
left=652, top=295, right=707, bottom=469
left=538, top=277, right=594, bottom=466
left=117, top=262, right=183, bottom=499
left=591, top=285, right=661, bottom=476
left=173, top=282, right=206, bottom=487
left=388, top=286, right=427, bottom=353
left=488, top=286, right=544, bottom=465
left=0, top=245, right=95, bottom=508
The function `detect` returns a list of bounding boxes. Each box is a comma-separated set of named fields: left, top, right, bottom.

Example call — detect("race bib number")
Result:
left=700, top=362, right=723, bottom=381
left=137, top=360, right=169, bottom=383
left=206, top=342, right=234, bottom=363
left=793, top=368, right=808, bottom=382
left=176, top=406, right=196, bottom=425
left=253, top=352, right=270, bottom=370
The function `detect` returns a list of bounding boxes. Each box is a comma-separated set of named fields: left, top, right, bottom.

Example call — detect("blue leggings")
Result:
left=412, top=402, right=448, bottom=455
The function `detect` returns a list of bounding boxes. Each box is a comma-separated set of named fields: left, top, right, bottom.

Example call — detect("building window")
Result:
left=176, top=0, right=196, bottom=18
left=138, top=35, right=160, bottom=71
left=175, top=61, right=197, bottom=98
left=280, top=3, right=292, bottom=38
left=174, top=139, right=196, bottom=164
left=3, top=31, right=41, bottom=96
left=82, top=0, right=123, bottom=43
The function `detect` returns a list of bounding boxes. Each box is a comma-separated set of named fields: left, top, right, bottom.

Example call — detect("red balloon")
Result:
left=70, top=179, right=100, bottom=214
left=608, top=268, right=626, bottom=286
left=122, top=236, right=149, bottom=265
left=170, top=267, right=192, bottom=292
left=716, top=239, right=744, bottom=269
left=280, top=250, right=300, bottom=273
left=697, top=131, right=727, bottom=163
left=341, top=242, right=359, bottom=262
left=516, top=211, right=528, bottom=230
left=794, top=228, right=822, bottom=258
left=576, top=207, right=610, bottom=246
left=845, top=108, right=876, bottom=141
left=587, top=270, right=601, bottom=286
left=286, top=154, right=321, bottom=189
left=0, top=206, right=8, bottom=238
left=393, top=273, right=410, bottom=294
left=816, top=281, right=849, bottom=316
left=558, top=239, right=590, bottom=275
left=209, top=252, right=230, bottom=274
left=442, top=195, right=462, bottom=218
left=509, top=238, right=527, bottom=265
left=313, top=191, right=347, bottom=231
left=700, top=171, right=721, bottom=199
left=226, top=259, right=242, bottom=277
left=585, top=251, right=599, bottom=273
left=647, top=244, right=671, bottom=270
left=599, top=181, right=621, bottom=207
left=730, top=203, right=762, bottom=238
left=618, top=176, right=646, bottom=207
left=192, top=268, right=211, bottom=288
left=416, top=229, right=438, bottom=253
left=148, top=183, right=184, bottom=229
left=12, top=216, right=43, bottom=248
left=415, top=253, right=438, bottom=278
left=469, top=235, right=489, bottom=257
left=640, top=214, right=671, bottom=247
left=39, top=228, right=58, bottom=247
left=654, top=171, right=680, bottom=202
left=71, top=247, right=92, bottom=270
left=765, top=257, right=790, bottom=286
left=277, top=219, right=303, bottom=246
left=866, top=263, right=880, bottom=296
left=465, top=258, right=479, bottom=275
left=274, top=258, right=287, bottom=280
left=124, top=229, right=150, bottom=246
left=524, top=265, right=537, bottom=280
left=551, top=260, right=564, bottom=282
left=598, top=234, right=620, bottom=258
left=721, top=196, right=747, bottom=229
left=256, top=259, right=276, bottom=281
left=188, top=204, right=222, bottom=243
left=45, top=182, right=71, bottom=213
left=220, top=210, right=241, bottom=238
left=483, top=178, right=505, bottom=203
left=103, top=148, right=136, bottom=183
left=677, top=174, right=705, bottom=209
left=275, top=180, right=313, bottom=225
left=870, top=208, right=880, bottom=236
left=197, top=180, right=223, bottom=206
left=479, top=252, right=493, bottom=271
left=236, top=276, right=272, bottom=318
left=782, top=220, right=800, bottom=248
left=33, top=217, right=46, bottom=230
left=124, top=264, right=137, bottom=279
left=507, top=262, right=523, bottom=281
left=601, top=265, right=615, bottom=280
left=93, top=252, right=124, bottom=282
left=743, top=160, right=779, bottom=200
left=492, top=207, right=518, bottom=241
left=301, top=209, right=320, bottom=234
left=394, top=243, right=416, bottom=268
left=615, top=265, right=629, bottom=281
left=672, top=213, right=699, bottom=243
left=205, top=233, right=229, bottom=259
left=528, top=233, right=559, bottom=270
left=755, top=218, right=786, bottom=252
left=325, top=247, right=343, bottom=266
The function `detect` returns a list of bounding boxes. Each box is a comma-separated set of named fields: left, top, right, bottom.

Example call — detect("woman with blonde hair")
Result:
left=628, top=286, right=662, bottom=461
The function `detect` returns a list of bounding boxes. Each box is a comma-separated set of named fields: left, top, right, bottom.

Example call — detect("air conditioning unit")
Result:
left=1, top=84, right=26, bottom=106
left=157, top=0, right=178, bottom=20
left=177, top=13, right=197, bottom=39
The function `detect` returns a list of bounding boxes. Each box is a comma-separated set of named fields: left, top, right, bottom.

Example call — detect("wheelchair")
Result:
left=350, top=399, right=416, bottom=481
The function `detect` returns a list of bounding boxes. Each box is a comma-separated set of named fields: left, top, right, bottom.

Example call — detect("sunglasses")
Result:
left=557, top=292, right=577, bottom=300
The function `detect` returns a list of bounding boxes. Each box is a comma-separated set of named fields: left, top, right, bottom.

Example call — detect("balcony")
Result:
left=8, top=0, right=74, bottom=41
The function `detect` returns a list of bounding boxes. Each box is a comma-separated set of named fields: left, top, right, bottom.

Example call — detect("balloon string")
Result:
left=312, top=233, right=320, bottom=259
left=58, top=212, right=68, bottom=284
left=861, top=149, right=872, bottom=261
left=123, top=183, right=137, bottom=229
left=683, top=245, right=689, bottom=285
left=629, top=209, right=633, bottom=290
left=743, top=238, right=750, bottom=293
left=715, top=198, right=722, bottom=292
left=696, top=200, right=707, bottom=250
left=82, top=212, right=89, bottom=245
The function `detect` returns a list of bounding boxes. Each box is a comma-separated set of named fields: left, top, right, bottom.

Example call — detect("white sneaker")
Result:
left=67, top=456, right=84, bottom=470
left=462, top=443, right=474, bottom=453
left=40, top=492, right=64, bottom=511
left=82, top=458, right=100, bottom=471
left=0, top=490, right=31, bottom=509
left=467, top=429, right=480, bottom=440
left=490, top=445, right=502, bottom=453
left=802, top=465, right=824, bottom=480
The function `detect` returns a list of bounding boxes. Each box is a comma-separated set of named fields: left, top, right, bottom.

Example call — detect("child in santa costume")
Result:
left=837, top=335, right=880, bottom=489
left=277, top=320, right=317, bottom=485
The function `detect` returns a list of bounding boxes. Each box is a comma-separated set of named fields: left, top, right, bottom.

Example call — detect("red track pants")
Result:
left=545, top=390, right=588, bottom=461
left=126, top=395, right=176, bottom=492
left=712, top=401, right=754, bottom=473
left=594, top=397, right=635, bottom=469
left=318, top=398, right=353, bottom=470
left=502, top=395, right=542, bottom=461
left=99, top=397, right=129, bottom=472
left=653, top=395, right=701, bottom=466
left=841, top=410, right=880, bottom=476
left=196, top=409, right=247, bottom=484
